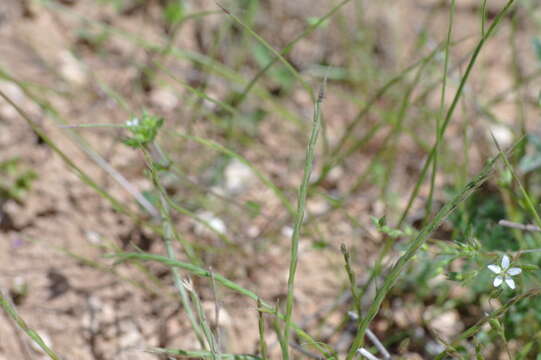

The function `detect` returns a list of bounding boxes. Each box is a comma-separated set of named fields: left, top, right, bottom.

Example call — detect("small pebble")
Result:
left=195, top=211, right=227, bottom=236
left=224, top=159, right=255, bottom=194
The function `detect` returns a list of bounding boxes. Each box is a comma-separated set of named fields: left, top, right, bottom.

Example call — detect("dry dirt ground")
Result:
left=0, top=0, right=539, bottom=359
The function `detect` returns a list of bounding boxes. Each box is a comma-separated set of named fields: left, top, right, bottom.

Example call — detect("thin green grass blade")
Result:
left=272, top=302, right=289, bottom=360
left=173, top=132, right=295, bottom=216
left=434, top=288, right=541, bottom=359
left=282, top=82, right=324, bottom=359
left=216, top=3, right=314, bottom=101
left=109, top=252, right=331, bottom=357
left=42, top=1, right=303, bottom=126
left=154, top=61, right=240, bottom=116
left=183, top=278, right=219, bottom=359
left=343, top=59, right=430, bottom=196
left=398, top=0, right=516, bottom=227
left=491, top=134, right=541, bottom=228
left=235, top=0, right=352, bottom=105
left=0, top=88, right=136, bottom=219
left=0, top=291, right=62, bottom=360
left=425, top=0, right=455, bottom=223
left=377, top=60, right=429, bottom=203
left=324, top=34, right=474, bottom=187
left=341, top=244, right=361, bottom=317
left=53, top=241, right=170, bottom=298
left=257, top=298, right=269, bottom=360
left=143, top=149, right=207, bottom=347
left=147, top=347, right=262, bottom=359
left=313, top=41, right=450, bottom=187
left=345, top=152, right=502, bottom=359
left=0, top=69, right=159, bottom=217
left=327, top=43, right=442, bottom=161
left=164, top=196, right=235, bottom=247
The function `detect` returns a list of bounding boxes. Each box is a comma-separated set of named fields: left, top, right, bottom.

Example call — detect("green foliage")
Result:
left=164, top=0, right=185, bottom=26
left=122, top=112, right=164, bottom=148
left=371, top=216, right=413, bottom=238
left=450, top=190, right=515, bottom=251
left=0, top=158, right=37, bottom=203
left=97, top=0, right=128, bottom=11
left=0, top=291, right=61, bottom=360
left=244, top=200, right=262, bottom=217
left=76, top=26, right=110, bottom=51
left=519, top=134, right=541, bottom=175
left=306, top=17, right=330, bottom=28
left=251, top=42, right=294, bottom=91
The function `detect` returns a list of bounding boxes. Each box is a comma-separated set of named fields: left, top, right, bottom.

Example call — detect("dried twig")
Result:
left=498, top=219, right=541, bottom=232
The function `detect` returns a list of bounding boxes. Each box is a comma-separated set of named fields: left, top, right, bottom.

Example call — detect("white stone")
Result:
left=85, top=231, right=102, bottom=244
left=58, top=51, right=87, bottom=86
left=281, top=226, right=293, bottom=238
left=425, top=340, right=445, bottom=355
left=118, top=320, right=141, bottom=348
left=195, top=211, right=227, bottom=236
left=489, top=124, right=513, bottom=148
left=0, top=82, right=24, bottom=120
left=427, top=309, right=464, bottom=340
left=307, top=198, right=330, bottom=216
left=224, top=159, right=255, bottom=193
left=246, top=225, right=260, bottom=238
left=327, top=166, right=344, bottom=182
left=202, top=301, right=233, bottom=328
left=150, top=88, right=178, bottom=111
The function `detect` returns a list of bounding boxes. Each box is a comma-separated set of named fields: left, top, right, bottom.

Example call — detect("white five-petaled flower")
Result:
left=488, top=255, right=522, bottom=289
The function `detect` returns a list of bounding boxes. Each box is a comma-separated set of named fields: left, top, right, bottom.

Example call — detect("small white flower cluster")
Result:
left=488, top=255, right=521, bottom=289
left=125, top=118, right=140, bottom=128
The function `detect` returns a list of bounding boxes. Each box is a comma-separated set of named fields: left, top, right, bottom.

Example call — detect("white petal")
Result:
left=501, top=255, right=510, bottom=270
left=505, top=277, right=515, bottom=289
left=507, top=267, right=522, bottom=276
left=488, top=265, right=501, bottom=274
left=493, top=276, right=503, bottom=287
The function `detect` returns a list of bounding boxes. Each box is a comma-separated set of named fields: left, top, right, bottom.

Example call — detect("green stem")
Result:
left=345, top=152, right=501, bottom=359
left=398, top=0, right=516, bottom=227
left=283, top=84, right=324, bottom=359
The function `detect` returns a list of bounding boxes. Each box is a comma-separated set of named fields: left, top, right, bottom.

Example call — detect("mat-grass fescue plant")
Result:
left=2, top=0, right=541, bottom=358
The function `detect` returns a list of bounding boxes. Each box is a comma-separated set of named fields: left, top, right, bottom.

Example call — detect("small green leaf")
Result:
left=312, top=240, right=328, bottom=249
left=488, top=317, right=503, bottom=333
left=370, top=215, right=386, bottom=227
left=306, top=17, right=330, bottom=28
left=447, top=272, right=462, bottom=281
left=497, top=168, right=512, bottom=186
left=520, top=264, right=539, bottom=271
left=517, top=342, right=533, bottom=360
left=164, top=0, right=185, bottom=25
left=141, top=190, right=160, bottom=209
left=245, top=200, right=262, bottom=217
left=251, top=43, right=294, bottom=90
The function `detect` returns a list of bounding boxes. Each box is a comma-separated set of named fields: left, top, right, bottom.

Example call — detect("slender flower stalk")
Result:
left=282, top=82, right=324, bottom=359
